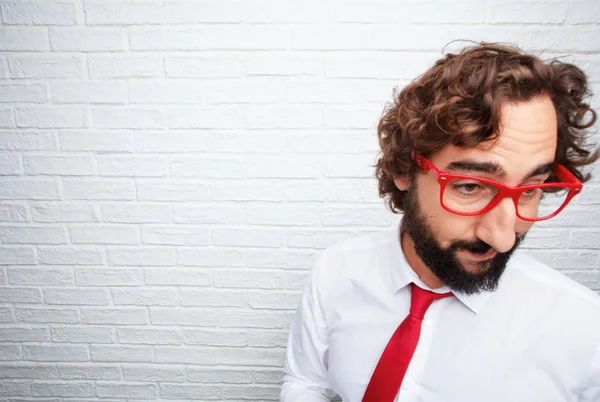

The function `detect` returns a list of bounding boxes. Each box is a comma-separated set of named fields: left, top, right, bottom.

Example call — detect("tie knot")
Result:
left=409, top=283, right=452, bottom=320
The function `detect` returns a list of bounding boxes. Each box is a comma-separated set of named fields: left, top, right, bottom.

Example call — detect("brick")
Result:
left=181, top=329, right=248, bottom=347
left=325, top=154, right=378, bottom=177
left=246, top=53, right=322, bottom=76
left=84, top=1, right=162, bottom=25
left=0, top=108, right=15, bottom=127
left=151, top=308, right=216, bottom=327
left=76, top=268, right=143, bottom=287
left=145, top=268, right=212, bottom=287
left=53, top=27, right=124, bottom=53
left=0, top=152, right=21, bottom=175
left=64, top=179, right=135, bottom=200
left=8, top=266, right=73, bottom=285
left=9, top=55, right=83, bottom=79
left=166, top=55, right=244, bottom=78
left=52, top=82, right=127, bottom=105
left=246, top=105, right=321, bottom=129
left=0, top=307, right=13, bottom=322
left=214, top=269, right=284, bottom=290
left=32, top=382, right=94, bottom=397
left=205, top=79, right=286, bottom=104
left=222, top=385, right=279, bottom=400
left=0, top=84, right=46, bottom=103
left=0, top=287, right=41, bottom=303
left=92, top=107, right=165, bottom=129
left=567, top=0, right=600, bottom=23
left=44, top=288, right=109, bottom=305
left=170, top=156, right=244, bottom=178
left=282, top=271, right=307, bottom=291
left=253, top=369, right=283, bottom=384
left=173, top=205, right=245, bottom=225
left=0, top=381, right=30, bottom=396
left=160, top=383, right=220, bottom=399
left=98, top=155, right=167, bottom=177
left=553, top=250, right=597, bottom=269
left=520, top=228, right=569, bottom=249
left=0, top=267, right=5, bottom=284
left=566, top=271, right=600, bottom=291
left=102, top=204, right=169, bottom=223
left=52, top=326, right=112, bottom=344
left=247, top=206, right=320, bottom=226
left=291, top=24, right=449, bottom=51
left=169, top=106, right=244, bottom=129
left=286, top=131, right=378, bottom=154
left=24, top=345, right=89, bottom=362
left=107, top=247, right=175, bottom=266
left=117, top=328, right=180, bottom=345
left=135, top=132, right=211, bottom=153
left=69, top=224, right=139, bottom=245
left=212, top=228, right=285, bottom=248
left=112, top=288, right=178, bottom=306
left=489, top=2, right=567, bottom=23
left=88, top=54, right=162, bottom=78
left=287, top=81, right=390, bottom=104
left=32, top=202, right=98, bottom=223
left=24, top=155, right=94, bottom=175
left=38, top=247, right=104, bottom=265
left=537, top=207, right=600, bottom=228
left=0, top=364, right=58, bottom=379
left=137, top=180, right=209, bottom=202
left=0, top=131, right=56, bottom=151
left=129, top=80, right=205, bottom=104
left=154, top=347, right=218, bottom=365
left=0, top=327, right=49, bottom=342
left=81, top=308, right=147, bottom=325
left=210, top=132, right=286, bottom=153
left=246, top=156, right=321, bottom=179
left=91, top=345, right=152, bottom=363
left=323, top=106, right=380, bottom=129
left=284, top=179, right=379, bottom=203
left=58, top=365, right=121, bottom=380
left=2, top=0, right=76, bottom=25
left=0, top=27, right=48, bottom=50
left=165, top=1, right=243, bottom=23
left=187, top=367, right=252, bottom=383
left=217, top=312, right=289, bottom=329
left=219, top=347, right=284, bottom=366
left=177, top=248, right=245, bottom=267
left=321, top=206, right=392, bottom=226
left=249, top=292, right=301, bottom=310
left=0, top=345, right=20, bottom=360
left=246, top=249, right=316, bottom=270
left=286, top=229, right=356, bottom=249
left=0, top=247, right=36, bottom=265
left=569, top=230, right=600, bottom=249
left=180, top=289, right=247, bottom=308
left=16, top=107, right=88, bottom=129
left=123, top=365, right=185, bottom=382
left=16, top=307, right=77, bottom=324
left=211, top=180, right=284, bottom=202
left=130, top=26, right=288, bottom=51
left=0, top=56, right=6, bottom=78
left=142, top=225, right=210, bottom=246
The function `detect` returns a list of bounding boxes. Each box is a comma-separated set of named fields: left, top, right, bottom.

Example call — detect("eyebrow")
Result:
left=445, top=160, right=554, bottom=181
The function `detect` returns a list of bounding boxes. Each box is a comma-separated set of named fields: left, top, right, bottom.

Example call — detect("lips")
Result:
left=466, top=248, right=497, bottom=261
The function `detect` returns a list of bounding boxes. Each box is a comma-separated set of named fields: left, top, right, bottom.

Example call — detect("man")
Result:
left=281, top=43, right=600, bottom=402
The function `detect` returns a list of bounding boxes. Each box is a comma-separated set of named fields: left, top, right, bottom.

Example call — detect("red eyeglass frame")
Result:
left=412, top=152, right=583, bottom=222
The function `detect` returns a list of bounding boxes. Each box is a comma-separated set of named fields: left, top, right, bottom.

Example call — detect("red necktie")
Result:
left=362, top=283, right=452, bottom=402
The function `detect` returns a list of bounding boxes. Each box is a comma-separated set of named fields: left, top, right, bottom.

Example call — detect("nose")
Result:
left=475, top=197, right=518, bottom=254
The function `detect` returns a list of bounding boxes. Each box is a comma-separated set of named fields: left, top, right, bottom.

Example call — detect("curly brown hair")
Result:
left=376, top=42, right=599, bottom=213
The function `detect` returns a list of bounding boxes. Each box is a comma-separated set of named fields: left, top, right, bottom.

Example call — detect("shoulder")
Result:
left=506, top=251, right=600, bottom=309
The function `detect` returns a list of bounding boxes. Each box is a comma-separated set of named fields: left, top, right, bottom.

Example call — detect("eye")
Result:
left=452, top=182, right=482, bottom=195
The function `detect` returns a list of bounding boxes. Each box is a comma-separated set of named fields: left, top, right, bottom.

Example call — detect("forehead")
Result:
left=432, top=96, right=558, bottom=175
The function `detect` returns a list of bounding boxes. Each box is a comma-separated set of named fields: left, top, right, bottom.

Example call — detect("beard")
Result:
left=401, top=183, right=523, bottom=295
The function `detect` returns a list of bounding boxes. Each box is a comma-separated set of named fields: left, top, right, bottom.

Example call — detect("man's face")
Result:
left=397, top=95, right=558, bottom=294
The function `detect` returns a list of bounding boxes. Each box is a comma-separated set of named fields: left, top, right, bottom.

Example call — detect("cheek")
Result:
left=417, top=179, right=476, bottom=246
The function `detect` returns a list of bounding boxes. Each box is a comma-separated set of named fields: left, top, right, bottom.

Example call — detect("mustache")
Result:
left=449, top=234, right=524, bottom=255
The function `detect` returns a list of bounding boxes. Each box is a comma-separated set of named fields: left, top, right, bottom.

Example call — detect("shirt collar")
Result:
left=388, top=221, right=494, bottom=314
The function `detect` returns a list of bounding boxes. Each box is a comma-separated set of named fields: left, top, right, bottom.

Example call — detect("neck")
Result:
left=400, top=229, right=444, bottom=289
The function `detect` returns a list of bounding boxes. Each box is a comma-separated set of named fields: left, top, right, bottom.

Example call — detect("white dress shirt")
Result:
left=281, top=225, right=600, bottom=402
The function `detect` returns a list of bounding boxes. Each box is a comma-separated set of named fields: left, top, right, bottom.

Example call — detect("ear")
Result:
left=393, top=175, right=410, bottom=191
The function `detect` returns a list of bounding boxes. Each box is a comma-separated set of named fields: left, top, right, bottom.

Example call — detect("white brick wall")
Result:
left=0, top=0, right=599, bottom=400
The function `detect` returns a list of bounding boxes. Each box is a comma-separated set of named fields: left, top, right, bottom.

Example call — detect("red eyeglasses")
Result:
left=412, top=152, right=582, bottom=222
